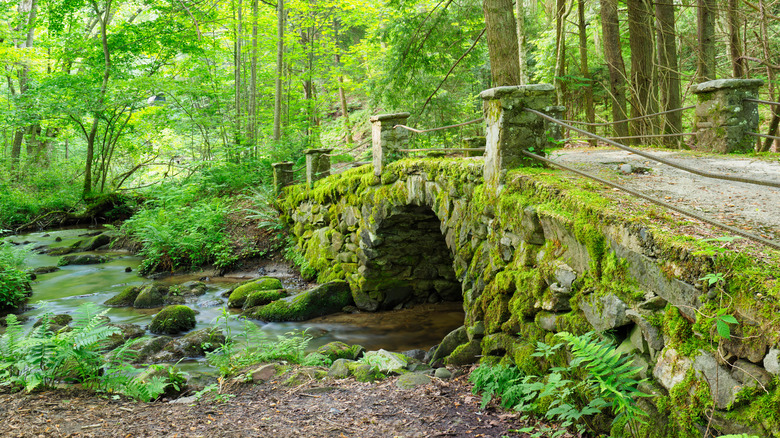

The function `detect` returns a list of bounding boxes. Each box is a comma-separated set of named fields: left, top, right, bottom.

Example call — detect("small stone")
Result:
left=327, top=359, right=354, bottom=379
left=396, top=372, right=432, bottom=389
left=763, top=348, right=780, bottom=375
left=620, top=164, right=633, bottom=174
left=251, top=364, right=278, bottom=383
left=434, top=368, right=452, bottom=380
left=125, top=267, right=133, bottom=273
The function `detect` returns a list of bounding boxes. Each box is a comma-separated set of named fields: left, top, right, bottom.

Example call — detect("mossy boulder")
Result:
left=104, top=286, right=142, bottom=307
left=151, top=328, right=225, bottom=361
left=316, top=341, right=365, bottom=361
left=169, top=281, right=209, bottom=297
left=362, top=349, right=408, bottom=374
left=80, top=233, right=111, bottom=251
left=129, top=336, right=173, bottom=363
left=104, top=323, right=146, bottom=350
left=58, top=254, right=110, bottom=266
left=134, top=285, right=167, bottom=308
left=350, top=363, right=383, bottom=382
left=444, top=339, right=482, bottom=366
left=228, top=277, right=284, bottom=308
left=243, top=280, right=353, bottom=322
left=149, top=305, right=196, bottom=335
left=33, top=314, right=73, bottom=330
left=243, top=289, right=287, bottom=309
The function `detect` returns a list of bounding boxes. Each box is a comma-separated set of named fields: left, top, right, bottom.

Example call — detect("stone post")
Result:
left=371, top=112, right=410, bottom=177
left=480, top=84, right=556, bottom=189
left=462, top=137, right=486, bottom=158
left=271, top=161, right=294, bottom=195
left=692, top=78, right=763, bottom=153
left=304, top=148, right=332, bottom=186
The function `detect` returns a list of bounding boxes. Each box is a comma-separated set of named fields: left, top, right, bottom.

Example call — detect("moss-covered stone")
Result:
left=104, top=286, right=141, bottom=307
left=134, top=284, right=167, bottom=309
left=149, top=305, right=196, bottom=335
left=244, top=280, right=352, bottom=322
left=228, top=277, right=284, bottom=308
left=316, top=341, right=365, bottom=361
left=243, top=289, right=287, bottom=309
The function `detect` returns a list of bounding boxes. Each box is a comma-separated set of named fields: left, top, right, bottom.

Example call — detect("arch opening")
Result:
left=356, top=205, right=461, bottom=311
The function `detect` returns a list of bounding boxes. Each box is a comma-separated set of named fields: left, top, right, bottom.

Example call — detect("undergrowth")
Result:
left=470, top=331, right=648, bottom=438
left=0, top=243, right=31, bottom=309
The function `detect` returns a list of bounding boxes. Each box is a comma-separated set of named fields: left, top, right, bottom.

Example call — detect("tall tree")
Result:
left=655, top=0, right=682, bottom=146
left=627, top=0, right=656, bottom=142
left=600, top=0, right=628, bottom=137
left=727, top=0, right=746, bottom=77
left=697, top=0, right=717, bottom=82
left=577, top=0, right=595, bottom=143
left=515, top=0, right=527, bottom=84
left=482, top=0, right=520, bottom=86
left=273, top=0, right=284, bottom=142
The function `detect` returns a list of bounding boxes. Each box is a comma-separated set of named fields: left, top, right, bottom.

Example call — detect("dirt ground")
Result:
left=0, top=368, right=569, bottom=438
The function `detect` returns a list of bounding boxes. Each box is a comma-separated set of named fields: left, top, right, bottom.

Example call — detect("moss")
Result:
left=245, top=280, right=352, bottom=322
left=104, top=285, right=141, bottom=307
left=149, top=305, right=196, bottom=335
left=662, top=370, right=713, bottom=437
left=228, top=277, right=284, bottom=308
left=316, top=341, right=365, bottom=361
left=243, top=289, right=287, bottom=309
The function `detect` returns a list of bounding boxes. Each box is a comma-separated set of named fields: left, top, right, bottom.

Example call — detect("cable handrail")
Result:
left=560, top=106, right=695, bottom=127
left=744, top=98, right=780, bottom=106
left=606, top=132, right=697, bottom=140
left=519, top=150, right=780, bottom=251
left=524, top=108, right=780, bottom=189
left=747, top=131, right=780, bottom=141
left=398, top=147, right=486, bottom=153
left=394, top=118, right=484, bottom=134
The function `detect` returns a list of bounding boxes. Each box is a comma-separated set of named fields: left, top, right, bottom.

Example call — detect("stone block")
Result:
left=579, top=293, right=630, bottom=332
left=653, top=347, right=693, bottom=391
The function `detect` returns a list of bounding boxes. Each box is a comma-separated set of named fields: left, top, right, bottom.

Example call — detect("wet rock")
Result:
left=58, top=254, right=110, bottom=266
left=149, top=305, right=196, bottom=335
left=30, top=266, right=60, bottom=275
left=159, top=327, right=225, bottom=358
left=351, top=363, right=381, bottom=382
left=244, top=280, right=353, bottom=322
left=80, top=234, right=111, bottom=251
left=105, top=286, right=141, bottom=307
left=34, top=313, right=73, bottom=329
left=134, top=285, right=167, bottom=308
left=396, top=372, right=431, bottom=389
left=401, top=349, right=427, bottom=362
left=104, top=323, right=146, bottom=350
left=129, top=336, right=173, bottom=363
left=125, top=267, right=133, bottom=273
left=196, top=298, right=224, bottom=308
left=317, top=341, right=365, bottom=361
left=228, top=277, right=284, bottom=308
left=170, top=281, right=209, bottom=297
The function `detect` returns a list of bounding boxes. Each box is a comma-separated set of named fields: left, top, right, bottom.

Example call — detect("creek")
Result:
left=5, top=227, right=464, bottom=372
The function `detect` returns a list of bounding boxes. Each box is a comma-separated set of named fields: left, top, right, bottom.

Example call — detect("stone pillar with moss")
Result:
left=305, top=148, right=332, bottom=186
left=371, top=112, right=410, bottom=178
left=271, top=161, right=294, bottom=195
left=480, top=84, right=556, bottom=189
left=692, top=78, right=763, bottom=153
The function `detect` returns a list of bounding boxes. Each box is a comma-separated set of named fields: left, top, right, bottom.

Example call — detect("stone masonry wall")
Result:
left=279, top=158, right=780, bottom=438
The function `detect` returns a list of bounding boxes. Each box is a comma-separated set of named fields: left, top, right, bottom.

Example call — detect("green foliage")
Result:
left=0, top=303, right=173, bottom=401
left=0, top=243, right=30, bottom=309
left=0, top=162, right=83, bottom=229
left=204, top=309, right=313, bottom=377
left=469, top=332, right=648, bottom=437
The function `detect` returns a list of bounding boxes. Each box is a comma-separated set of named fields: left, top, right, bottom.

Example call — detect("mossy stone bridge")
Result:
left=276, top=84, right=780, bottom=437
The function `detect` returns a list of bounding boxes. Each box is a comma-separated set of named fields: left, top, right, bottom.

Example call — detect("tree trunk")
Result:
left=728, top=0, right=745, bottom=77
left=482, top=0, right=521, bottom=86
left=273, top=0, right=284, bottom=142
left=697, top=0, right=716, bottom=82
left=578, top=0, right=595, bottom=145
left=758, top=0, right=779, bottom=152
left=627, top=0, right=656, bottom=143
left=600, top=0, right=628, bottom=138
left=655, top=0, right=682, bottom=147
left=515, top=0, right=527, bottom=84
left=249, top=0, right=258, bottom=156
left=554, top=0, right=570, bottom=105
left=234, top=0, right=243, bottom=159
left=334, top=19, right=351, bottom=145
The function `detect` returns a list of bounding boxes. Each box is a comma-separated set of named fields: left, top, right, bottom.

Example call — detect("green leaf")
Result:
left=716, top=319, right=731, bottom=339
left=720, top=314, right=739, bottom=325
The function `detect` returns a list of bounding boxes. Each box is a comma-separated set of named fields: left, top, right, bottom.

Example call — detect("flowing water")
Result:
left=4, top=228, right=465, bottom=372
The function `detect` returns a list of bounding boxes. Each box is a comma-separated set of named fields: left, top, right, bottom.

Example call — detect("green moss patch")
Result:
left=149, top=305, right=196, bottom=335
left=244, top=280, right=353, bottom=322
left=228, top=277, right=284, bottom=308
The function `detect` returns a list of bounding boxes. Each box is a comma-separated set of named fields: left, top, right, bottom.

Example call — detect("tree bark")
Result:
left=697, top=0, right=716, bottom=82
left=655, top=0, right=682, bottom=147
left=600, top=0, right=628, bottom=137
left=482, top=0, right=520, bottom=86
left=334, top=19, right=351, bottom=145
left=554, top=0, right=571, bottom=105
left=728, top=0, right=746, bottom=77
left=234, top=0, right=243, bottom=158
left=578, top=0, right=595, bottom=145
left=273, top=0, right=284, bottom=142
left=627, top=0, right=656, bottom=143
left=758, top=0, right=778, bottom=152
left=515, top=0, right=527, bottom=84
left=249, top=0, right=258, bottom=156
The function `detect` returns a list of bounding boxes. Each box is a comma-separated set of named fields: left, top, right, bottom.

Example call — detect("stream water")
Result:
left=5, top=227, right=465, bottom=372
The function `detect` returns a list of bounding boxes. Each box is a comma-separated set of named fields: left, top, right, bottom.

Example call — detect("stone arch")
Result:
left=351, top=203, right=461, bottom=311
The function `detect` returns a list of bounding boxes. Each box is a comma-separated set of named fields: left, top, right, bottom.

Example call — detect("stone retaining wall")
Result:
left=279, top=158, right=780, bottom=437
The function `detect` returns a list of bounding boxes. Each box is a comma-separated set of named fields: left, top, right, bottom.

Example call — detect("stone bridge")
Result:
left=277, top=84, right=780, bottom=437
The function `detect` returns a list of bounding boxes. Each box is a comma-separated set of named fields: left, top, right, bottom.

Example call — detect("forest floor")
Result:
left=0, top=369, right=566, bottom=438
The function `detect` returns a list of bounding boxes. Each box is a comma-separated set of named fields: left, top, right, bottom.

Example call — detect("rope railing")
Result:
left=398, top=147, right=486, bottom=153
left=324, top=138, right=371, bottom=157
left=519, top=150, right=780, bottom=251
left=524, top=108, right=780, bottom=189
left=560, top=106, right=695, bottom=127
left=744, top=97, right=780, bottom=106
left=393, top=118, right=484, bottom=134
left=605, top=132, right=697, bottom=140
